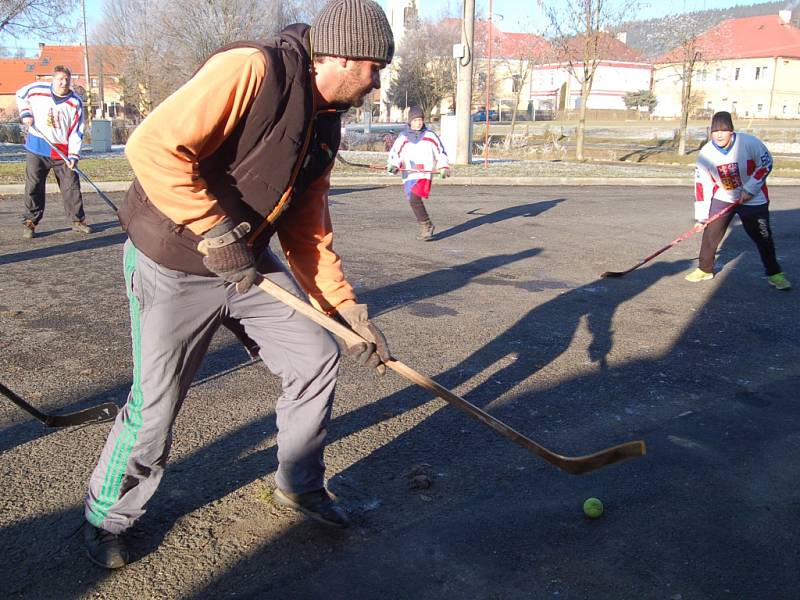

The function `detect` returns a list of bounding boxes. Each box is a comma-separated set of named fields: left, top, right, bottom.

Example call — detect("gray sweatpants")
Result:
left=85, top=240, right=340, bottom=534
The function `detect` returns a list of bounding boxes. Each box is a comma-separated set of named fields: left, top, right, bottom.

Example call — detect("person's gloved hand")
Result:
left=201, top=218, right=257, bottom=294
left=387, top=165, right=399, bottom=174
left=438, top=167, right=451, bottom=180
left=337, top=304, right=390, bottom=375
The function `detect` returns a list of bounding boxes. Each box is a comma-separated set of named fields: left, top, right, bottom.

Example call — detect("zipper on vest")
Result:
left=249, top=107, right=339, bottom=245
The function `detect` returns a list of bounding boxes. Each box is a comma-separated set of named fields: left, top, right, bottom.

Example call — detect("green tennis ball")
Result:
left=583, top=497, right=604, bottom=518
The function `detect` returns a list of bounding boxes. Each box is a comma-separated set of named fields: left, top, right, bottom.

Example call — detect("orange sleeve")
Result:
left=124, top=48, right=267, bottom=236
left=276, top=165, right=357, bottom=314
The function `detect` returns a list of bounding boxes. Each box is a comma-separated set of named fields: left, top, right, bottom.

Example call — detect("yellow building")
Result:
left=653, top=11, right=800, bottom=119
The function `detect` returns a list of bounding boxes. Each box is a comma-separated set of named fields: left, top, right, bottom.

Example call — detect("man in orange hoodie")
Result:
left=83, top=0, right=394, bottom=569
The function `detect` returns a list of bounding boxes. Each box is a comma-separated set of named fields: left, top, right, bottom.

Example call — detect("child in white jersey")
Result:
left=387, top=106, right=450, bottom=241
left=687, top=111, right=790, bottom=290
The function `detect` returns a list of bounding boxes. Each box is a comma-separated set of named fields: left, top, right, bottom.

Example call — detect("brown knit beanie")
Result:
left=710, top=111, right=734, bottom=132
left=312, top=0, right=395, bottom=64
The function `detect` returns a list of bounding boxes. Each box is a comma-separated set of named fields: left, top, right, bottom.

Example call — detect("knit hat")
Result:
left=408, top=106, right=424, bottom=122
left=710, top=111, right=734, bottom=132
left=312, top=0, right=395, bottom=64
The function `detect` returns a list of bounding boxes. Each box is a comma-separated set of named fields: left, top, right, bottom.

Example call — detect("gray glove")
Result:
left=201, top=218, right=257, bottom=294
left=337, top=304, right=390, bottom=375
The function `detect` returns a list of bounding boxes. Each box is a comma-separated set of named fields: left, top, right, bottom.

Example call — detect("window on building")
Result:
left=755, top=67, right=761, bottom=80
left=757, top=103, right=764, bottom=112
left=732, top=101, right=738, bottom=115
left=715, top=68, right=722, bottom=81
left=734, top=67, right=740, bottom=80
left=42, top=57, right=49, bottom=65
left=512, top=75, right=522, bottom=93
left=783, top=104, right=789, bottom=114
left=762, top=66, right=768, bottom=80
left=706, top=100, right=713, bottom=109
left=25, top=64, right=33, bottom=72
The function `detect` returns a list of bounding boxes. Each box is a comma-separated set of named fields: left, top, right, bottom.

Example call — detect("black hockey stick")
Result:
left=29, top=124, right=119, bottom=212
left=254, top=276, right=646, bottom=475
left=1, top=381, right=118, bottom=428
left=601, top=200, right=740, bottom=278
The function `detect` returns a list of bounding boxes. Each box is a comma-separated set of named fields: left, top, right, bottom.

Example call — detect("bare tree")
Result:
left=496, top=27, right=553, bottom=147
left=0, top=0, right=78, bottom=39
left=94, top=0, right=324, bottom=118
left=387, top=17, right=459, bottom=118
left=539, top=0, right=639, bottom=161
left=651, top=16, right=726, bottom=155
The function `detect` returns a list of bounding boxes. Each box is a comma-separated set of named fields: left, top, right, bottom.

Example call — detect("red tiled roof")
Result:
left=559, top=32, right=645, bottom=63
left=0, top=44, right=123, bottom=94
left=439, top=18, right=553, bottom=59
left=656, top=15, right=800, bottom=63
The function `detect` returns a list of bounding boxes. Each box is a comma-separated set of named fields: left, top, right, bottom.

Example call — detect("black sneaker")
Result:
left=83, top=523, right=129, bottom=569
left=272, top=487, right=350, bottom=528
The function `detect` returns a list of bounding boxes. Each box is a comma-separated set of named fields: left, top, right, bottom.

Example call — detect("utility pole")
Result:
left=484, top=0, right=493, bottom=167
left=81, top=0, right=92, bottom=120
left=454, top=0, right=475, bottom=165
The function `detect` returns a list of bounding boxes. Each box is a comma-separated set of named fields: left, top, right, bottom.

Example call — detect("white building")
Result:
left=529, top=33, right=651, bottom=114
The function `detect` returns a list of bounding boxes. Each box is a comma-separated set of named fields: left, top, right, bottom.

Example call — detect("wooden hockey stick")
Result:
left=255, top=277, right=645, bottom=475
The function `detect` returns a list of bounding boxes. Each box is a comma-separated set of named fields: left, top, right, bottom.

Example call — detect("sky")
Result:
left=0, top=0, right=782, bottom=55
left=411, top=0, right=778, bottom=32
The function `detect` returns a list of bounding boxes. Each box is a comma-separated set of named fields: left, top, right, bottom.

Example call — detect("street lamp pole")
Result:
left=484, top=0, right=493, bottom=167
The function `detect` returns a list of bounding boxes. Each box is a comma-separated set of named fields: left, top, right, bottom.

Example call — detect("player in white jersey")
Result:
left=387, top=106, right=450, bottom=240
left=16, top=65, right=93, bottom=239
left=687, top=111, right=790, bottom=290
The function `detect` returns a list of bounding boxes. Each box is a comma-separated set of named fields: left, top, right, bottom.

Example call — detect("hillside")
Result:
left=624, top=1, right=785, bottom=58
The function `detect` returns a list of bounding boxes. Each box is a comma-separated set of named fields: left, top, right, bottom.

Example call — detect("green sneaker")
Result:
left=684, top=268, right=714, bottom=282
left=768, top=272, right=791, bottom=291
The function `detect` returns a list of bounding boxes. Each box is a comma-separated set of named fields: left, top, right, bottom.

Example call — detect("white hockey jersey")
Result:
left=694, top=132, right=772, bottom=221
left=387, top=127, right=449, bottom=184
left=16, top=81, right=84, bottom=161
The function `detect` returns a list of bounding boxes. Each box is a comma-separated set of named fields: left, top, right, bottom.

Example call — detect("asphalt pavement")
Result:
left=1, top=184, right=798, bottom=599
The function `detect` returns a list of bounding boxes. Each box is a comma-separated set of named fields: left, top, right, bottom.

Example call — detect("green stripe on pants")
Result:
left=87, top=242, right=145, bottom=526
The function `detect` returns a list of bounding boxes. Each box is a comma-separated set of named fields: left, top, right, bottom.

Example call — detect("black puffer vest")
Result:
left=118, top=24, right=341, bottom=275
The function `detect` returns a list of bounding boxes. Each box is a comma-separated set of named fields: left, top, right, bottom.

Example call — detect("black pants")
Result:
left=22, top=151, right=85, bottom=225
left=408, top=193, right=430, bottom=222
left=699, top=199, right=781, bottom=275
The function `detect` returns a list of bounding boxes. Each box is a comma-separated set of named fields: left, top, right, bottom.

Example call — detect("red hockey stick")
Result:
left=601, top=200, right=741, bottom=278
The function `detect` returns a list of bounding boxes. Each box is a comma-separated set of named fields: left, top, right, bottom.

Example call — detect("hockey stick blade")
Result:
left=1, top=381, right=118, bottom=428
left=600, top=201, right=740, bottom=279
left=253, top=276, right=647, bottom=476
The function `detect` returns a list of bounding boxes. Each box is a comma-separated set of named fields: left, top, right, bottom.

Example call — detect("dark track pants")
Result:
left=85, top=240, right=340, bottom=533
left=699, top=199, right=781, bottom=275
left=408, top=193, right=430, bottom=222
left=22, top=151, right=85, bottom=225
